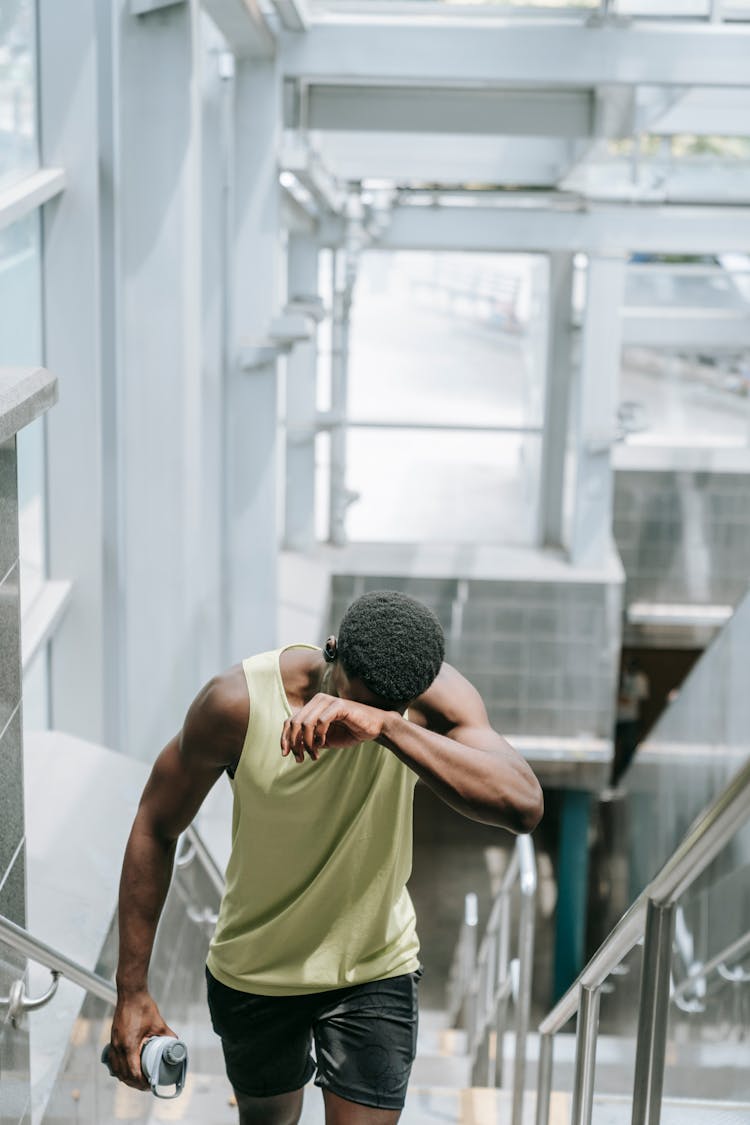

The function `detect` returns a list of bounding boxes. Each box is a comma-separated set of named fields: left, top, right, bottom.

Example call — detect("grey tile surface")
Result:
left=0, top=562, right=21, bottom=744
left=0, top=438, right=18, bottom=586
left=614, top=469, right=750, bottom=608
left=0, top=841, right=26, bottom=928
left=330, top=573, right=621, bottom=743
left=0, top=707, right=24, bottom=892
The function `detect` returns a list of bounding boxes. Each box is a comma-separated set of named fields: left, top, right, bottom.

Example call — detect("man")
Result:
left=614, top=656, right=650, bottom=783
left=110, top=590, right=543, bottom=1124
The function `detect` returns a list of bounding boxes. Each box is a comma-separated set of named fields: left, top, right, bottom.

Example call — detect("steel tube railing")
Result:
left=511, top=835, right=536, bottom=1125
left=449, top=836, right=536, bottom=1125
left=536, top=755, right=750, bottom=1125
left=0, top=912, right=117, bottom=1007
left=632, top=903, right=676, bottom=1125
left=535, top=1033, right=554, bottom=1125
left=0, top=823, right=224, bottom=1022
left=672, top=926, right=750, bottom=1001
left=570, top=985, right=601, bottom=1125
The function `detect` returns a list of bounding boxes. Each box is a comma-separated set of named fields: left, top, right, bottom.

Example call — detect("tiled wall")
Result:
left=330, top=573, right=622, bottom=740
left=613, top=469, right=750, bottom=607
left=0, top=436, right=30, bottom=1124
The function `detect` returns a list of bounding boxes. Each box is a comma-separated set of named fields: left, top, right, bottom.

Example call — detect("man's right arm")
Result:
left=109, top=667, right=248, bottom=1089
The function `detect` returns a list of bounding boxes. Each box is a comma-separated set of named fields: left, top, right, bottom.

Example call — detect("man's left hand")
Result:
left=281, top=694, right=388, bottom=762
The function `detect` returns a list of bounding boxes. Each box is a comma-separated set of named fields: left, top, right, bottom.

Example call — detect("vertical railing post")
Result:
left=535, top=1032, right=554, bottom=1125
left=631, top=901, right=676, bottom=1125
left=570, top=985, right=601, bottom=1125
left=512, top=838, right=537, bottom=1125
left=461, top=892, right=478, bottom=1030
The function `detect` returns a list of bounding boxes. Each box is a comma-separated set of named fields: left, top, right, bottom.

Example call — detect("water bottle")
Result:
left=101, top=1035, right=188, bottom=1099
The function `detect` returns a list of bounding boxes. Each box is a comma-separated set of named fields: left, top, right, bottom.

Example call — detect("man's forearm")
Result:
left=116, top=815, right=177, bottom=996
left=377, top=713, right=542, bottom=833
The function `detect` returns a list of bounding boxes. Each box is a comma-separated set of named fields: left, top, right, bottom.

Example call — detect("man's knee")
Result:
left=236, top=1086, right=304, bottom=1125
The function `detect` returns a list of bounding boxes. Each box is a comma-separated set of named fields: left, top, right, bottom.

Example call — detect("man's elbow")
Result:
left=506, top=778, right=544, bottom=835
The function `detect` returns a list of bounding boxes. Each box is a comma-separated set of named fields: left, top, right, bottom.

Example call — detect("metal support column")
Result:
left=570, top=254, right=626, bottom=568
left=227, top=57, right=282, bottom=658
left=631, top=901, right=676, bottom=1125
left=537, top=253, right=575, bottom=549
left=285, top=232, right=320, bottom=551
left=554, top=789, right=592, bottom=999
left=328, top=246, right=354, bottom=546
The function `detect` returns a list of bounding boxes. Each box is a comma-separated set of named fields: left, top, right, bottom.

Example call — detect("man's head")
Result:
left=328, top=590, right=445, bottom=710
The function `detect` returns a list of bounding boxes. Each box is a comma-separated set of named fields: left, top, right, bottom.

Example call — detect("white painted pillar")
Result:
left=38, top=0, right=107, bottom=743
left=227, top=57, right=282, bottom=660
left=537, top=253, right=575, bottom=549
left=570, top=254, right=627, bottom=568
left=284, top=232, right=320, bottom=552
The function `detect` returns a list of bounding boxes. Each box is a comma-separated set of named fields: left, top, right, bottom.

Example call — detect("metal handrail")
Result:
left=183, top=824, right=226, bottom=897
left=447, top=834, right=537, bottom=1125
left=0, top=823, right=225, bottom=1022
left=0, top=912, right=117, bottom=1007
left=536, top=754, right=750, bottom=1125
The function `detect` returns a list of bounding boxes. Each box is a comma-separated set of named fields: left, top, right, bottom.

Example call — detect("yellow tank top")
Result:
left=206, top=645, right=421, bottom=995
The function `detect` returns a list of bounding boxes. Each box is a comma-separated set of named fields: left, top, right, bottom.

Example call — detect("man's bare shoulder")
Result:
left=408, top=662, right=488, bottom=734
left=181, top=664, right=250, bottom=770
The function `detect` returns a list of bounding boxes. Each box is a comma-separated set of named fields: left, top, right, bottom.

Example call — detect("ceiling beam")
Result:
left=292, top=86, right=594, bottom=137
left=622, top=308, right=750, bottom=349
left=202, top=0, right=275, bottom=57
left=370, top=202, right=750, bottom=255
left=281, top=19, right=750, bottom=89
left=272, top=0, right=309, bottom=32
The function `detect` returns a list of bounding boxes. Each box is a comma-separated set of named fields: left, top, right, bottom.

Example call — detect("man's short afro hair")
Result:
left=337, top=589, right=445, bottom=706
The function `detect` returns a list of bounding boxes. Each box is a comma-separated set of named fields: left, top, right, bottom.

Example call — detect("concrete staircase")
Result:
left=127, top=1006, right=750, bottom=1124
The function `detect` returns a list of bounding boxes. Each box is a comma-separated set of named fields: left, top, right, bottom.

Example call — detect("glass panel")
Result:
left=345, top=428, right=541, bottom=544
left=619, top=259, right=750, bottom=449
left=349, top=251, right=547, bottom=429
left=620, top=348, right=750, bottom=448
left=0, top=215, right=46, bottom=612
left=0, top=0, right=39, bottom=191
left=663, top=859, right=750, bottom=1103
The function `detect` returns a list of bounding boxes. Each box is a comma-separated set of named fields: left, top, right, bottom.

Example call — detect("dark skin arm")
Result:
left=110, top=669, right=247, bottom=1090
left=281, top=663, right=543, bottom=834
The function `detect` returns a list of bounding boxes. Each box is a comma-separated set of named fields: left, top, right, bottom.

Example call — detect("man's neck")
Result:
left=280, top=646, right=334, bottom=709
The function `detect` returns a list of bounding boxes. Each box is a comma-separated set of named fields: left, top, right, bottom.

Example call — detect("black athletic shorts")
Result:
left=205, top=963, right=423, bottom=1110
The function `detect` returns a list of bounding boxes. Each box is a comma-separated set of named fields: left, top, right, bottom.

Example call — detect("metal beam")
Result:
left=310, top=133, right=570, bottom=189
left=376, top=202, right=750, bottom=255
left=281, top=19, right=750, bottom=89
left=272, top=0, right=309, bottom=31
left=295, top=86, right=594, bottom=137
left=622, top=308, right=750, bottom=349
left=202, top=0, right=275, bottom=57
left=281, top=137, right=346, bottom=214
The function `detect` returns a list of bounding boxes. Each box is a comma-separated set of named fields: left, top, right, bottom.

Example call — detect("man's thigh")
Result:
left=312, top=967, right=423, bottom=1114
left=206, top=968, right=317, bottom=1101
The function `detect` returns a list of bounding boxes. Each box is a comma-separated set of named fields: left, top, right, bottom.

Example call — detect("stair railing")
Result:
left=446, top=834, right=537, bottom=1125
left=0, top=824, right=224, bottom=1027
left=536, top=755, right=750, bottom=1125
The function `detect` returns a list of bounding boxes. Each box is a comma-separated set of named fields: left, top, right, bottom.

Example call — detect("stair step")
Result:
left=133, top=1077, right=749, bottom=1125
